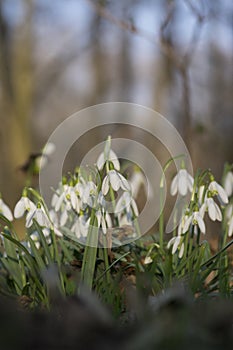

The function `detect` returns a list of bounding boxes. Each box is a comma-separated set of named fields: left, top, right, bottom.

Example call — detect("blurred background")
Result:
left=0, top=0, right=232, bottom=207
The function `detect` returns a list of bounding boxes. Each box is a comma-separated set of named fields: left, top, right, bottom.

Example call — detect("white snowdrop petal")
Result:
left=115, top=196, right=124, bottom=213
left=35, top=241, right=40, bottom=249
left=167, top=236, right=176, bottom=249
left=119, top=174, right=131, bottom=191
left=228, top=217, right=233, bottom=237
left=208, top=201, right=217, bottom=221
left=44, top=142, right=56, bottom=156
left=109, top=150, right=120, bottom=171
left=2, top=203, right=13, bottom=221
left=170, top=175, right=178, bottom=196
left=215, top=204, right=222, bottom=221
left=101, top=216, right=107, bottom=234
left=144, top=256, right=153, bottom=264
left=199, top=204, right=206, bottom=218
left=53, top=227, right=63, bottom=237
left=188, top=174, right=194, bottom=186
left=102, top=176, right=110, bottom=195
left=55, top=193, right=65, bottom=212
left=60, top=210, right=68, bottom=226
left=70, top=191, right=77, bottom=210
left=224, top=172, right=233, bottom=197
left=179, top=243, right=184, bottom=258
left=97, top=152, right=105, bottom=170
left=14, top=199, right=25, bottom=218
left=30, top=232, right=39, bottom=241
left=96, top=211, right=101, bottom=228
left=172, top=237, right=180, bottom=255
left=196, top=214, right=206, bottom=234
left=178, top=170, right=188, bottom=196
left=109, top=171, right=121, bottom=191
left=182, top=216, right=192, bottom=233
left=216, top=184, right=229, bottom=205
left=105, top=212, right=112, bottom=228
left=51, top=193, right=59, bottom=207
left=25, top=210, right=35, bottom=228
left=35, top=209, right=46, bottom=226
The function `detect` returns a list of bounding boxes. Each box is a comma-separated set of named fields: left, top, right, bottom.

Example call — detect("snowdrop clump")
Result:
left=168, top=168, right=230, bottom=258
left=8, top=136, right=139, bottom=248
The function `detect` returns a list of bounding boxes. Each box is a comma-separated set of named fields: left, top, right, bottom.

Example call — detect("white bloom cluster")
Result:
left=168, top=170, right=230, bottom=258
left=15, top=138, right=140, bottom=243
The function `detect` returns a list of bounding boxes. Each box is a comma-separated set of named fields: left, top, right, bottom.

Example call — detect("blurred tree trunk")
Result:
left=0, top=0, right=33, bottom=204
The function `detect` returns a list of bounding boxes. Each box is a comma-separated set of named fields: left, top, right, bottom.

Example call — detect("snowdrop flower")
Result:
left=36, top=142, right=56, bottom=170
left=97, top=148, right=120, bottom=171
left=182, top=210, right=206, bottom=234
left=53, top=184, right=72, bottom=212
left=96, top=209, right=112, bottom=234
left=42, top=228, right=52, bottom=245
left=0, top=198, right=13, bottom=221
left=144, top=256, right=153, bottom=265
left=96, top=136, right=120, bottom=171
left=170, top=169, right=194, bottom=196
left=102, top=170, right=131, bottom=195
left=224, top=171, right=233, bottom=197
left=200, top=197, right=222, bottom=222
left=26, top=204, right=50, bottom=228
left=115, top=191, right=139, bottom=217
left=167, top=236, right=184, bottom=258
left=130, top=170, right=147, bottom=198
left=14, top=195, right=36, bottom=219
left=208, top=180, right=228, bottom=205
left=48, top=210, right=63, bottom=237
left=71, top=216, right=90, bottom=239
left=30, top=232, right=41, bottom=249
left=177, top=212, right=190, bottom=236
left=82, top=181, right=97, bottom=206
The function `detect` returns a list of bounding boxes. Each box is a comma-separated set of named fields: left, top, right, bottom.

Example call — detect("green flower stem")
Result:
left=159, top=181, right=164, bottom=249
left=80, top=210, right=98, bottom=290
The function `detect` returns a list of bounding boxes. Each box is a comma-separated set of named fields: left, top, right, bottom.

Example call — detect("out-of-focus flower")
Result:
left=144, top=256, right=153, bottom=264
left=130, top=170, right=147, bottom=198
left=96, top=209, right=112, bottom=234
left=36, top=142, right=56, bottom=170
left=224, top=171, right=233, bottom=197
left=30, top=232, right=41, bottom=249
left=71, top=215, right=90, bottom=239
left=48, top=210, right=63, bottom=237
left=0, top=198, right=13, bottom=221
left=115, top=191, right=139, bottom=217
left=227, top=216, right=233, bottom=237
left=170, top=169, right=194, bottom=196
